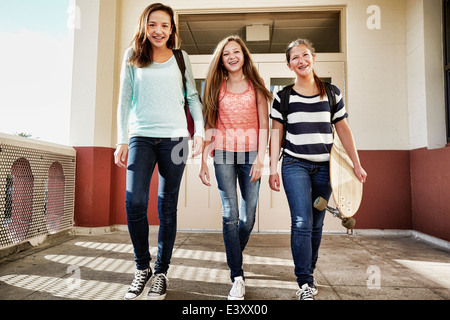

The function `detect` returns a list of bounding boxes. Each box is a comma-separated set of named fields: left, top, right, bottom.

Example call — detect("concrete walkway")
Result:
left=0, top=227, right=449, bottom=301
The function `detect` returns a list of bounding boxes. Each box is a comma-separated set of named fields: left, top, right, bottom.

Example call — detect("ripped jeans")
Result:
left=213, top=151, right=260, bottom=281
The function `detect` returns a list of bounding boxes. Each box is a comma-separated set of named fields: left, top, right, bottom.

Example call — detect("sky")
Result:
left=0, top=0, right=72, bottom=145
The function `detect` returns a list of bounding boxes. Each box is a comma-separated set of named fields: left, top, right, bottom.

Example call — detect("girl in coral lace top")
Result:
left=199, top=35, right=272, bottom=300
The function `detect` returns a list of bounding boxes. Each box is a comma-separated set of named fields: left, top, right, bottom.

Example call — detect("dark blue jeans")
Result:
left=281, top=155, right=332, bottom=287
left=126, top=136, right=188, bottom=273
left=213, top=151, right=260, bottom=281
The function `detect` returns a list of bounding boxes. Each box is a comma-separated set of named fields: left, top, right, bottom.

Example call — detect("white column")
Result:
left=69, top=0, right=117, bottom=148
left=407, top=0, right=446, bottom=150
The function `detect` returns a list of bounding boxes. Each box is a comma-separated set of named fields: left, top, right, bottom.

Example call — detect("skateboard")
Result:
left=314, top=133, right=363, bottom=229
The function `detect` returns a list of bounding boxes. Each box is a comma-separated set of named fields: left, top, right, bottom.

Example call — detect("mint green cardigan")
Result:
left=117, top=48, right=204, bottom=145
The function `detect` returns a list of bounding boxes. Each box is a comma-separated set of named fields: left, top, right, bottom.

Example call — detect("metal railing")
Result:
left=0, top=133, right=76, bottom=248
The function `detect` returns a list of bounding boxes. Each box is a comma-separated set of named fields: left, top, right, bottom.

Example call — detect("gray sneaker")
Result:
left=147, top=273, right=168, bottom=300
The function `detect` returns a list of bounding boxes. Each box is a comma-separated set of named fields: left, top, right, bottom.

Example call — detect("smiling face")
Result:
left=287, top=44, right=316, bottom=78
left=146, top=10, right=173, bottom=49
left=222, top=40, right=245, bottom=75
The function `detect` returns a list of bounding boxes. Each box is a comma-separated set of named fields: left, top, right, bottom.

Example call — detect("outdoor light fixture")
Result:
left=246, top=24, right=270, bottom=41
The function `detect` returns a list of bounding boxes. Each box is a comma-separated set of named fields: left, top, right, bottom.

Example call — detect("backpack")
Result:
left=278, top=82, right=337, bottom=158
left=173, top=49, right=195, bottom=137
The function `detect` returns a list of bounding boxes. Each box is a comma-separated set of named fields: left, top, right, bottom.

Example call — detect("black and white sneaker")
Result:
left=296, top=283, right=314, bottom=300
left=124, top=268, right=152, bottom=300
left=147, top=273, right=168, bottom=300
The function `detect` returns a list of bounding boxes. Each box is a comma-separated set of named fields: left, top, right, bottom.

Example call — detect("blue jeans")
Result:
left=213, top=151, right=260, bottom=281
left=126, top=136, right=188, bottom=273
left=281, top=155, right=332, bottom=287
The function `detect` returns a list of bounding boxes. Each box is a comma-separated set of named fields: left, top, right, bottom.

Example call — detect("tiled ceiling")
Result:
left=178, top=11, right=340, bottom=55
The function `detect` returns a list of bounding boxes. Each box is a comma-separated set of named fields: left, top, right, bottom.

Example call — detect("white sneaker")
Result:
left=228, top=276, right=245, bottom=300
left=311, top=278, right=318, bottom=296
left=124, top=268, right=152, bottom=300
left=296, top=283, right=314, bottom=300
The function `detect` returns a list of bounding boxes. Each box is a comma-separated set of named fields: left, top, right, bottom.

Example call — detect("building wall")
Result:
left=346, top=0, right=410, bottom=151
left=411, top=147, right=450, bottom=241
left=406, top=0, right=449, bottom=242
left=70, top=0, right=449, bottom=241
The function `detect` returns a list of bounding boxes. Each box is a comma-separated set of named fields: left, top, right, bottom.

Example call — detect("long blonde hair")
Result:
left=128, top=3, right=179, bottom=68
left=203, top=35, right=272, bottom=128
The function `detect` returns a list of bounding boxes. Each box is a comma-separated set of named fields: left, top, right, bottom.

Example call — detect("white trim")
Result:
left=0, top=132, right=76, bottom=156
left=411, top=230, right=450, bottom=251
left=189, top=53, right=346, bottom=65
left=353, top=229, right=450, bottom=251
left=72, top=226, right=116, bottom=235
left=73, top=225, right=450, bottom=251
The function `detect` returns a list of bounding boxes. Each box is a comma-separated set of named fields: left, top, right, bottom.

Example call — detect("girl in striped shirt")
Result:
left=269, top=38, right=367, bottom=300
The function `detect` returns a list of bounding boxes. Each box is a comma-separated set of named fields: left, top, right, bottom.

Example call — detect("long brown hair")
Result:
left=203, top=35, right=272, bottom=128
left=286, top=38, right=326, bottom=99
left=128, top=3, right=179, bottom=68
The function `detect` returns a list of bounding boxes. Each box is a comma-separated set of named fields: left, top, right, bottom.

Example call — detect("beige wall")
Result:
left=346, top=0, right=409, bottom=150
left=70, top=0, right=446, bottom=150
left=68, top=0, right=448, bottom=236
left=108, top=0, right=445, bottom=151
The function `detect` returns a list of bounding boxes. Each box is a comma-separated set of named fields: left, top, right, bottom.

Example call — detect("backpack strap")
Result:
left=278, top=84, right=293, bottom=160
left=173, top=49, right=188, bottom=110
left=324, top=82, right=337, bottom=124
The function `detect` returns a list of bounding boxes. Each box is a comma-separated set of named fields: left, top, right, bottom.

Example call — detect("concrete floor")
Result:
left=0, top=227, right=449, bottom=301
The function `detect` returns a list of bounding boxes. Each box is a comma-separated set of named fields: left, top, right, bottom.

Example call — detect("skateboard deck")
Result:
left=314, top=133, right=363, bottom=229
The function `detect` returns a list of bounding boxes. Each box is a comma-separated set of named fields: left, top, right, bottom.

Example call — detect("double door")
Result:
left=177, top=55, right=346, bottom=233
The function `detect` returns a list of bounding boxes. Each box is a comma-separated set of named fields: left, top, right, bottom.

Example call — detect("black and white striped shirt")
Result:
left=270, top=84, right=348, bottom=163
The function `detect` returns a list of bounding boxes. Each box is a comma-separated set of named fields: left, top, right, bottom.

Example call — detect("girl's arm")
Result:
left=250, top=90, right=269, bottom=182
left=182, top=51, right=204, bottom=157
left=334, top=119, right=367, bottom=183
left=115, top=48, right=133, bottom=168
left=199, top=123, right=214, bottom=186
left=268, top=120, right=284, bottom=191
left=183, top=51, right=205, bottom=139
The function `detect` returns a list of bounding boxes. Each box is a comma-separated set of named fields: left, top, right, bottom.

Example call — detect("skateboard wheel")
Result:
left=313, top=197, right=327, bottom=211
left=342, top=217, right=356, bottom=229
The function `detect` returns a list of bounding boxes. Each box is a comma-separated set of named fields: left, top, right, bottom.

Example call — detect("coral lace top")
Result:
left=214, top=80, right=259, bottom=152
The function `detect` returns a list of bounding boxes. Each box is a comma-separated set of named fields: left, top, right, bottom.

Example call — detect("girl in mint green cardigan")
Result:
left=114, top=3, right=204, bottom=301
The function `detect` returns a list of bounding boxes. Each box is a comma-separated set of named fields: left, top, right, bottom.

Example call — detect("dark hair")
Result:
left=128, top=3, right=179, bottom=68
left=286, top=38, right=326, bottom=99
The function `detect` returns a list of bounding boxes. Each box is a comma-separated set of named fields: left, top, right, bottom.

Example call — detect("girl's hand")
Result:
left=199, top=162, right=211, bottom=186
left=269, top=173, right=281, bottom=191
left=114, top=144, right=128, bottom=168
left=354, top=165, right=367, bottom=183
left=250, top=159, right=264, bottom=182
left=192, top=136, right=204, bottom=157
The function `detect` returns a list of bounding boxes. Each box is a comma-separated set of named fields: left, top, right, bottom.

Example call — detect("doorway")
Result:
left=175, top=8, right=347, bottom=233
left=178, top=56, right=347, bottom=233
